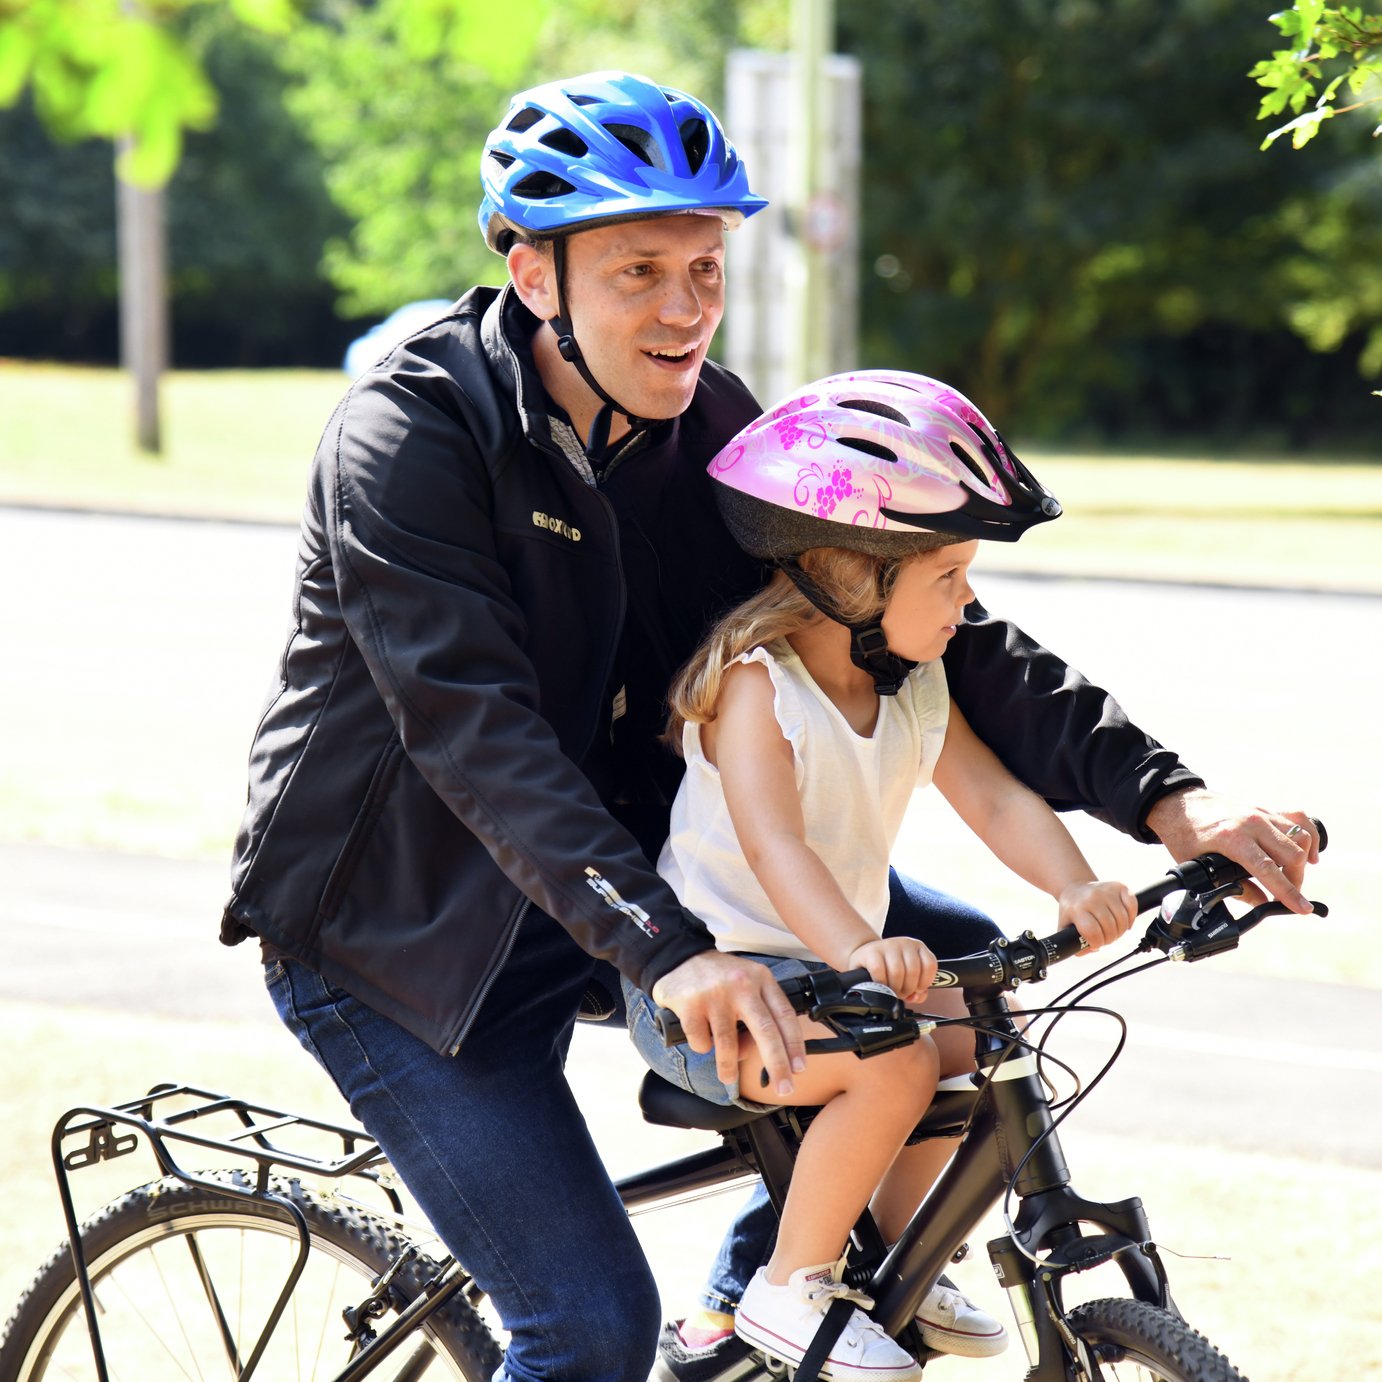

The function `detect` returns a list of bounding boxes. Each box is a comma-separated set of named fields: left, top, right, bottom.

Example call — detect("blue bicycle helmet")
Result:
left=478, top=70, right=766, bottom=253
left=477, top=71, right=766, bottom=457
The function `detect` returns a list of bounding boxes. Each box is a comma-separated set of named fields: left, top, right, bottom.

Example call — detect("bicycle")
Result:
left=0, top=835, right=1327, bottom=1382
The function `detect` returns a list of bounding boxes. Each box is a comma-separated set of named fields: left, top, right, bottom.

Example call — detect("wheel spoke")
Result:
left=0, top=1176, right=500, bottom=1381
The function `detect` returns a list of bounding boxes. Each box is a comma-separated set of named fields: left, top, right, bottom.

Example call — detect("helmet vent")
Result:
left=605, top=122, right=662, bottom=169
left=975, top=432, right=1005, bottom=472
left=488, top=150, right=515, bottom=170
left=506, top=106, right=544, bottom=134
left=540, top=128, right=588, bottom=158
left=514, top=171, right=577, bottom=201
left=680, top=118, right=709, bottom=173
left=948, top=441, right=990, bottom=485
left=841, top=436, right=898, bottom=463
left=840, top=398, right=907, bottom=425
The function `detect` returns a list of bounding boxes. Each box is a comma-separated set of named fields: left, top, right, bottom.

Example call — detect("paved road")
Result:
left=2, top=836, right=1378, bottom=1169
left=1, top=506, right=1379, bottom=1172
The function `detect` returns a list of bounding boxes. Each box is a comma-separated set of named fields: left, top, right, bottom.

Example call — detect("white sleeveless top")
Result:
left=657, top=641, right=949, bottom=960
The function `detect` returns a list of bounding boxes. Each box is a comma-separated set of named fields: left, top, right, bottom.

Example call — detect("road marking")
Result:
left=1114, top=1022, right=1382, bottom=1074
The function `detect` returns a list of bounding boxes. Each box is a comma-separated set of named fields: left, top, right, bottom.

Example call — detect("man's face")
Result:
left=547, top=214, right=727, bottom=424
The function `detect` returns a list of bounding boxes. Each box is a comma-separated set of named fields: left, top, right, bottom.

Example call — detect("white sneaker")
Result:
left=735, top=1262, right=921, bottom=1382
left=915, top=1278, right=1008, bottom=1358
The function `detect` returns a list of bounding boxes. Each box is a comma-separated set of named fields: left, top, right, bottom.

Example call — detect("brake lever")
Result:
left=1154, top=897, right=1329, bottom=962
left=810, top=983, right=936, bottom=1059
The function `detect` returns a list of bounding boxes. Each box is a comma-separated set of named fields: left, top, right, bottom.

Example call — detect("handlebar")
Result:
left=655, top=821, right=1327, bottom=1047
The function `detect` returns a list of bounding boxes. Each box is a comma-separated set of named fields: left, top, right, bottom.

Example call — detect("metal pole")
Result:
left=790, top=0, right=833, bottom=385
left=115, top=141, right=168, bottom=454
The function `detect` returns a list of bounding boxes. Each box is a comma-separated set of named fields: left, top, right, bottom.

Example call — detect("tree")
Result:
left=279, top=0, right=784, bottom=316
left=0, top=0, right=552, bottom=188
left=1250, top=1, right=1382, bottom=149
left=841, top=0, right=1382, bottom=441
left=0, top=11, right=354, bottom=365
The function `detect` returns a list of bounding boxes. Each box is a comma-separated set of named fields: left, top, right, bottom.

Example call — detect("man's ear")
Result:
left=508, top=242, right=558, bottom=321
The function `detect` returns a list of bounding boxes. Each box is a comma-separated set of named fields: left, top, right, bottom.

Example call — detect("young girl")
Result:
left=624, top=371, right=1137, bottom=1382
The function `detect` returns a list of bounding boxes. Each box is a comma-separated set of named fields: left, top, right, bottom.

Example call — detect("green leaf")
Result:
left=1298, top=0, right=1329, bottom=39
left=1261, top=102, right=1337, bottom=148
left=446, top=0, right=549, bottom=81
left=0, top=21, right=37, bottom=105
left=116, top=107, right=183, bottom=185
left=1269, top=8, right=1306, bottom=40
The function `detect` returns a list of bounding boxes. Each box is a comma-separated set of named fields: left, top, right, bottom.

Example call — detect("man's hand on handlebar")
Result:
left=651, top=951, right=808, bottom=1096
left=1059, top=880, right=1138, bottom=951
left=1144, top=787, right=1319, bottom=915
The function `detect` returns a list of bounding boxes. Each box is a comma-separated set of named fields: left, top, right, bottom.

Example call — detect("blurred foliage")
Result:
left=279, top=0, right=785, bottom=313
left=0, top=0, right=1378, bottom=439
left=1250, top=0, right=1382, bottom=149
left=0, top=8, right=357, bottom=364
left=846, top=0, right=1382, bottom=440
left=0, top=0, right=264, bottom=186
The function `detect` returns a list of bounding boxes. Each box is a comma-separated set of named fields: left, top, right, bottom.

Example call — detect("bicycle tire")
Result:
left=0, top=1170, right=504, bottom=1382
left=1065, top=1298, right=1248, bottom=1381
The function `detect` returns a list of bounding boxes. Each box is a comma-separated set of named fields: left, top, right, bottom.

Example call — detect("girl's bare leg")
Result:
left=739, top=1018, right=939, bottom=1282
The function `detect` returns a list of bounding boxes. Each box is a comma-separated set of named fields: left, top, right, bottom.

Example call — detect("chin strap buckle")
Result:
left=849, top=623, right=916, bottom=696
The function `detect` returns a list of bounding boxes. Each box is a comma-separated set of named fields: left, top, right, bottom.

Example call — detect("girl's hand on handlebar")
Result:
left=1058, top=880, right=1138, bottom=952
left=845, top=936, right=938, bottom=1003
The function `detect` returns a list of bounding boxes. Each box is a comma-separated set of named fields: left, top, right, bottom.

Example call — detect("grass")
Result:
left=2, top=360, right=1381, bottom=590
left=0, top=361, right=346, bottom=522
left=980, top=450, right=1382, bottom=592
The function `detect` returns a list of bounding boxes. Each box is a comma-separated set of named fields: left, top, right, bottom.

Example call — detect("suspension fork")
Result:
left=960, top=999, right=1173, bottom=1378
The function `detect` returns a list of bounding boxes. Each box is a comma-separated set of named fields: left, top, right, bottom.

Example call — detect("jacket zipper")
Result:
left=449, top=898, right=530, bottom=1055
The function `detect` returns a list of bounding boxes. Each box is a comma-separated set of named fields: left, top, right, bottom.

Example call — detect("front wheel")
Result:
left=0, top=1171, right=504, bottom=1381
left=1066, top=1298, right=1248, bottom=1381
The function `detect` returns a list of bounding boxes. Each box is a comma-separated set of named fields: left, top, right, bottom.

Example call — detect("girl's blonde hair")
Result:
left=664, top=546, right=902, bottom=752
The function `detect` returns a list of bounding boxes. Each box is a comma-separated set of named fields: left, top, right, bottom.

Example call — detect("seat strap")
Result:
left=794, top=1297, right=854, bottom=1382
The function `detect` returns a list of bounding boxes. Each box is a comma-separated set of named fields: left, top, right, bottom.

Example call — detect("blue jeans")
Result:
left=266, top=907, right=661, bottom=1382
left=694, top=870, right=1002, bottom=1315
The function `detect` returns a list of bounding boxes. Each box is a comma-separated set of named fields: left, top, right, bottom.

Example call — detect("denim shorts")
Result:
left=623, top=954, right=822, bottom=1111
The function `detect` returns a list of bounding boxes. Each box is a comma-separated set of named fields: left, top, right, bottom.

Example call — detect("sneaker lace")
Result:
left=802, top=1277, right=875, bottom=1314
left=928, top=1283, right=975, bottom=1316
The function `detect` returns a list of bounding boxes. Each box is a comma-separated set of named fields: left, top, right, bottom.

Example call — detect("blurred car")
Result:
left=343, top=299, right=455, bottom=378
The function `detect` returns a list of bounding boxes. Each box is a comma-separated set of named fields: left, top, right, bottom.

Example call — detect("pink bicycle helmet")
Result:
left=708, top=370, right=1060, bottom=560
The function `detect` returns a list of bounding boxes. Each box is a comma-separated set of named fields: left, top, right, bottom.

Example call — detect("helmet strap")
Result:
left=779, top=560, right=917, bottom=697
left=550, top=236, right=653, bottom=460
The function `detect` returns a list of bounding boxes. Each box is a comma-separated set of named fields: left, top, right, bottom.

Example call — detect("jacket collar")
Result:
left=480, top=282, right=674, bottom=477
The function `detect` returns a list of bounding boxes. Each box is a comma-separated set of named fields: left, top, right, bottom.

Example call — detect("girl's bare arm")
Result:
left=932, top=699, right=1136, bottom=948
left=707, top=662, right=935, bottom=995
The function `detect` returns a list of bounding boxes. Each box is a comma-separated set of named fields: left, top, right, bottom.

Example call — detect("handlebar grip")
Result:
left=1134, top=816, right=1328, bottom=914
left=655, top=1005, right=686, bottom=1047
left=655, top=965, right=877, bottom=1048
left=832, top=967, right=876, bottom=992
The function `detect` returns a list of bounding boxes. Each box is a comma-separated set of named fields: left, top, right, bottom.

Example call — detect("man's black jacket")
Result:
left=222, top=285, right=1200, bottom=1056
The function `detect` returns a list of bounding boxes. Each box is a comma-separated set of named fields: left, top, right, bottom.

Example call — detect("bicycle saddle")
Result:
left=637, top=1070, right=767, bottom=1132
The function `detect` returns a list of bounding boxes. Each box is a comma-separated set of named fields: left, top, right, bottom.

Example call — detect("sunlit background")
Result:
left=1, top=2, right=1379, bottom=1377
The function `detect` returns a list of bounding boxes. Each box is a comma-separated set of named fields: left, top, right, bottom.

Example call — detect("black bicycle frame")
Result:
left=620, top=987, right=1175, bottom=1381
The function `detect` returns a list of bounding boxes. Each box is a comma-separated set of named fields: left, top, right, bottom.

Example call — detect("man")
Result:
left=222, top=71, right=1317, bottom=1382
